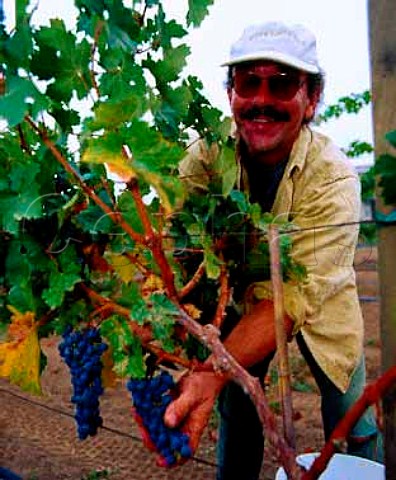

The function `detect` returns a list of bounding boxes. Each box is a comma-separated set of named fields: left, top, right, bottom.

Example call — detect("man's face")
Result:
left=228, top=61, right=317, bottom=165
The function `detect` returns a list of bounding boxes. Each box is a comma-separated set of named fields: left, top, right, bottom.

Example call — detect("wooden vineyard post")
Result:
left=368, top=0, right=396, bottom=478
left=268, top=224, right=296, bottom=449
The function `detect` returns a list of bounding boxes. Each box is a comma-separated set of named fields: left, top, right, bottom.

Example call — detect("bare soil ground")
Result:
left=0, top=247, right=382, bottom=480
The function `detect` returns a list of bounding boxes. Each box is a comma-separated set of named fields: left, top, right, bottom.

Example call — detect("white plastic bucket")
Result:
left=275, top=452, right=384, bottom=479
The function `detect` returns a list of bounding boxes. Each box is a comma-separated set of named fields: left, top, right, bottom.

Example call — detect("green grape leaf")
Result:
left=145, top=0, right=161, bottom=7
left=130, top=298, right=151, bottom=325
left=57, top=247, right=83, bottom=275
left=75, top=0, right=105, bottom=16
left=42, top=272, right=81, bottom=309
left=125, top=120, right=184, bottom=170
left=185, top=76, right=232, bottom=143
left=186, top=221, right=205, bottom=246
left=41, top=249, right=82, bottom=309
left=159, top=23, right=187, bottom=50
left=0, top=76, right=49, bottom=127
left=153, top=83, right=193, bottom=139
left=117, top=191, right=145, bottom=235
left=37, top=20, right=92, bottom=102
left=107, top=23, right=138, bottom=53
left=87, top=93, right=141, bottom=131
left=30, top=40, right=60, bottom=80
left=99, top=56, right=146, bottom=100
left=99, top=60, right=147, bottom=102
left=201, top=106, right=231, bottom=140
left=152, top=5, right=187, bottom=50
left=4, top=22, right=33, bottom=69
left=139, top=172, right=185, bottom=216
left=119, top=317, right=146, bottom=378
left=6, top=156, right=43, bottom=228
left=100, top=317, right=145, bottom=379
left=7, top=284, right=37, bottom=313
left=204, top=249, right=221, bottom=279
left=16, top=0, right=32, bottom=26
left=76, top=203, right=115, bottom=235
left=230, top=190, right=250, bottom=213
left=149, top=293, right=178, bottom=352
left=144, top=44, right=190, bottom=85
left=119, top=121, right=186, bottom=214
left=212, top=144, right=237, bottom=197
left=187, top=0, right=215, bottom=27
left=126, top=338, right=145, bottom=378
left=116, top=282, right=145, bottom=310
left=10, top=158, right=40, bottom=192
left=5, top=238, right=47, bottom=285
left=100, top=317, right=118, bottom=339
left=106, top=0, right=141, bottom=47
left=150, top=292, right=179, bottom=317
left=152, top=322, right=175, bottom=353
left=51, top=107, right=81, bottom=134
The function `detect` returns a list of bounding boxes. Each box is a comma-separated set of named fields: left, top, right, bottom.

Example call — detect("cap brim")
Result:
left=221, top=51, right=320, bottom=74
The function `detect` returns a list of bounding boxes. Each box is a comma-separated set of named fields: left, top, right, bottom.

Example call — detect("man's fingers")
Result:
left=183, top=402, right=212, bottom=452
left=164, top=390, right=197, bottom=428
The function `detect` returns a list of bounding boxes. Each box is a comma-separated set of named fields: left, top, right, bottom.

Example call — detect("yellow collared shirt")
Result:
left=179, top=126, right=363, bottom=393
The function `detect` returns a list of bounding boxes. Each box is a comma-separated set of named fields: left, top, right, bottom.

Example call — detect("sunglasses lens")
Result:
left=268, top=74, right=301, bottom=100
left=234, top=73, right=262, bottom=98
left=233, top=71, right=303, bottom=100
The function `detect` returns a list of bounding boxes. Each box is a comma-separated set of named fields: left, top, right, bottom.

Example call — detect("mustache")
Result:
left=240, top=106, right=290, bottom=122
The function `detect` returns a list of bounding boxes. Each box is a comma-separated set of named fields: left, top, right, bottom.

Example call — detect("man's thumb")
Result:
left=164, top=392, right=195, bottom=428
left=163, top=401, right=180, bottom=428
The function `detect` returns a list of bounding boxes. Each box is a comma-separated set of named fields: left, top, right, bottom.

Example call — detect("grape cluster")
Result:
left=127, top=371, right=192, bottom=466
left=59, top=326, right=107, bottom=440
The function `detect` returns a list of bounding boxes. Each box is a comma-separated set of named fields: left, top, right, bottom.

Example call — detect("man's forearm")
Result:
left=206, top=299, right=294, bottom=381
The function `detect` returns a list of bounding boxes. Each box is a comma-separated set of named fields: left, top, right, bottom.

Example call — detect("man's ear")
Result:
left=304, top=91, right=320, bottom=122
left=304, top=102, right=316, bottom=122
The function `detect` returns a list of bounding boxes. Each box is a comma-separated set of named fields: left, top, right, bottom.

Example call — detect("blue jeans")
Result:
left=216, top=333, right=383, bottom=480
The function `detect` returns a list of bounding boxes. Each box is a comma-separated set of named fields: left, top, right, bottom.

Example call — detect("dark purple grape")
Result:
left=59, top=326, right=107, bottom=440
left=127, top=371, right=192, bottom=465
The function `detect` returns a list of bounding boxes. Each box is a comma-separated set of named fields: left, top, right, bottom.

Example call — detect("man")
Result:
left=164, top=22, right=383, bottom=479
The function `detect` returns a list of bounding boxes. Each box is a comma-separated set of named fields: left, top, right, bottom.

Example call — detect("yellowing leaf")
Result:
left=142, top=274, right=165, bottom=297
left=0, top=307, right=42, bottom=394
left=7, top=306, right=36, bottom=340
left=106, top=253, right=140, bottom=283
left=106, top=161, right=137, bottom=183
left=80, top=134, right=137, bottom=183
left=143, top=274, right=164, bottom=291
left=183, top=303, right=201, bottom=320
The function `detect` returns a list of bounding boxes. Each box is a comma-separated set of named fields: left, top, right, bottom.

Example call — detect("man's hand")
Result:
left=164, top=370, right=227, bottom=456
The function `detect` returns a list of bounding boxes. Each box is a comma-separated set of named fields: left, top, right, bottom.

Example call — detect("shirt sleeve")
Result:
left=178, top=140, right=220, bottom=193
left=250, top=172, right=361, bottom=334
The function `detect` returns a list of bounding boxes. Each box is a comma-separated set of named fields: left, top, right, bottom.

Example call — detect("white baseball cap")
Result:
left=222, top=21, right=321, bottom=74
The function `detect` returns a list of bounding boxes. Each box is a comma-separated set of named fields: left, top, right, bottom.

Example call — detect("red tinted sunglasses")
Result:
left=233, top=70, right=305, bottom=101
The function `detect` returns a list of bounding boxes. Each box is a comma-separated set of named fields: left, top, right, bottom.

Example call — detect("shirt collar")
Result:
left=235, top=125, right=314, bottom=192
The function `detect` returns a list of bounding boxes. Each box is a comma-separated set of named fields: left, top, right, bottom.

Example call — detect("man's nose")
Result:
left=250, top=78, right=275, bottom=103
